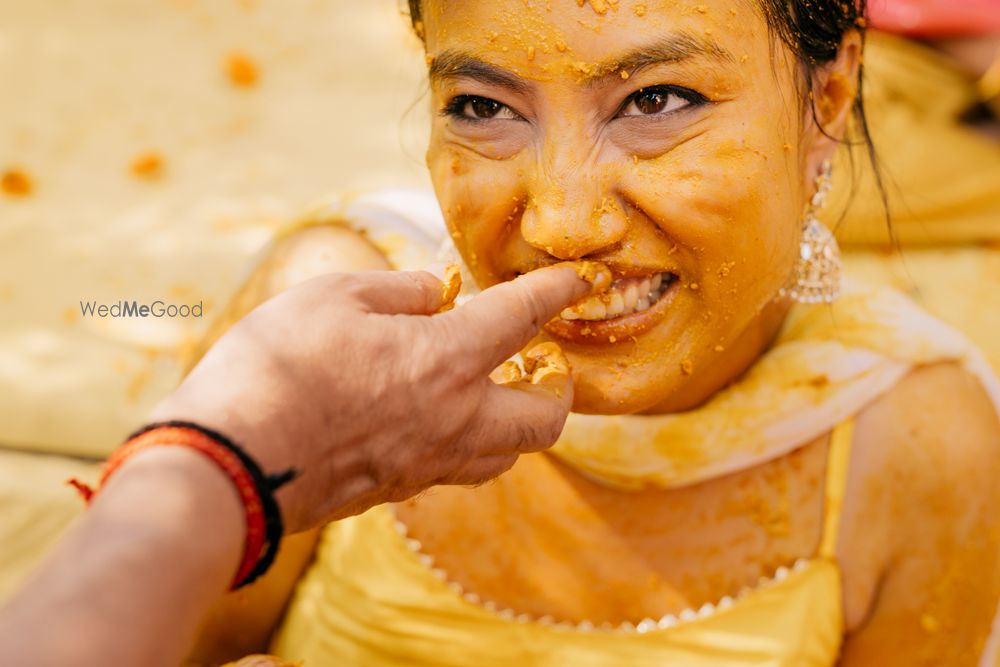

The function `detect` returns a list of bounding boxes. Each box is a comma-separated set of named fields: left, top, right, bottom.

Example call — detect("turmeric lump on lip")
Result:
left=564, top=260, right=612, bottom=294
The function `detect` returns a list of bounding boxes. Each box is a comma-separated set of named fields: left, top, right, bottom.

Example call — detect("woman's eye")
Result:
left=445, top=95, right=519, bottom=121
left=619, top=87, right=706, bottom=118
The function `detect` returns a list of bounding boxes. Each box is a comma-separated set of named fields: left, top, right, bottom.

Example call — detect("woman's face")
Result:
left=423, top=0, right=830, bottom=415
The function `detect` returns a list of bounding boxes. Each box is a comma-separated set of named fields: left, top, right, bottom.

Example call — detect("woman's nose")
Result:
left=520, top=177, right=629, bottom=260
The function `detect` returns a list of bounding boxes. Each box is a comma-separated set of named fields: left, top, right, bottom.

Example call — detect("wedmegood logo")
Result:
left=79, top=300, right=204, bottom=319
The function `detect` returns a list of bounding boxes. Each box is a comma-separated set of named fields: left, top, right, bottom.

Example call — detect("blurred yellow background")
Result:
left=0, top=0, right=431, bottom=599
left=0, top=0, right=431, bottom=458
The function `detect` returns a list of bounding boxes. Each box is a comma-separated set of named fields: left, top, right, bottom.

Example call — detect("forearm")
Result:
left=0, top=447, right=244, bottom=667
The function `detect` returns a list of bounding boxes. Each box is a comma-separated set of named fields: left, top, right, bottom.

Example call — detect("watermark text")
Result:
left=79, top=300, right=204, bottom=318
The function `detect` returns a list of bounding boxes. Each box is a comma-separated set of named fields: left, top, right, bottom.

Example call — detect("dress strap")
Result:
left=817, top=418, right=856, bottom=560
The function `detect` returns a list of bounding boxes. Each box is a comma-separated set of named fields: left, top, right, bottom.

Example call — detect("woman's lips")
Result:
left=545, top=271, right=680, bottom=343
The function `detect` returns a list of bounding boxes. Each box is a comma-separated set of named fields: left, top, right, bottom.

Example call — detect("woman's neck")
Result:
left=643, top=298, right=793, bottom=415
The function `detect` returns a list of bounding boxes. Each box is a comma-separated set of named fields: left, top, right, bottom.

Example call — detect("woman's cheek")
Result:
left=640, top=139, right=795, bottom=263
left=429, top=142, right=525, bottom=282
left=695, top=171, right=798, bottom=319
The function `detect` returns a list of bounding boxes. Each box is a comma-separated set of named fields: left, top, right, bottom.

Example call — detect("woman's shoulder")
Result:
left=839, top=361, right=1000, bottom=633
left=859, top=361, right=1000, bottom=544
left=859, top=361, right=1000, bottom=478
left=852, top=362, right=1000, bottom=536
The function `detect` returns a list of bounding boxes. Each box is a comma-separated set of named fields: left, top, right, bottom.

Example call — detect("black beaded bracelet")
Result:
left=126, top=420, right=298, bottom=588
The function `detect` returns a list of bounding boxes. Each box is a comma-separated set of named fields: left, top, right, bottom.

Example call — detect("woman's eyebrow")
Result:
left=428, top=33, right=733, bottom=92
left=601, top=33, right=736, bottom=83
left=429, top=52, right=531, bottom=94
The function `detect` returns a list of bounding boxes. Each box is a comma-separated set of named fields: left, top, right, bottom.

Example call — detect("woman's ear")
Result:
left=805, top=31, right=863, bottom=177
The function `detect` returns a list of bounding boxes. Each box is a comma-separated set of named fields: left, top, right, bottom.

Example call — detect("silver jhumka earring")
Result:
left=780, top=160, right=841, bottom=304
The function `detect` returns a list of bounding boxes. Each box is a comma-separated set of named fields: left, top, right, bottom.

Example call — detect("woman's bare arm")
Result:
left=840, top=363, right=1000, bottom=666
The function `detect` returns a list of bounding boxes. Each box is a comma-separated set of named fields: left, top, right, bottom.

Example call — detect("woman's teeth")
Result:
left=560, top=272, right=675, bottom=322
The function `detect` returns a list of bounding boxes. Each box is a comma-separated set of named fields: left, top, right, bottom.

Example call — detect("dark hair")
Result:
left=405, top=0, right=885, bottom=223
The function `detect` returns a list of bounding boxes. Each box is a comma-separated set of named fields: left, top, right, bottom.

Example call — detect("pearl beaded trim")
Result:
left=389, top=508, right=813, bottom=635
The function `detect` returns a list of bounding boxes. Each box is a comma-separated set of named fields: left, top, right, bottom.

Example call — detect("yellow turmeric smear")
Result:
left=560, top=260, right=612, bottom=295
left=225, top=51, right=260, bottom=88
left=577, top=0, right=618, bottom=15
left=491, top=360, right=524, bottom=385
left=130, top=151, right=164, bottom=180
left=436, top=264, right=462, bottom=313
left=1, top=168, right=33, bottom=197
left=524, top=342, right=571, bottom=393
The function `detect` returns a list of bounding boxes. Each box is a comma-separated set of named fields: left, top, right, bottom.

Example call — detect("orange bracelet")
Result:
left=69, top=423, right=295, bottom=589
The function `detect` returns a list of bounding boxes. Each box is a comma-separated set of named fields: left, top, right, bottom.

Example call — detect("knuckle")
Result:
left=513, top=424, right=536, bottom=453
left=494, top=454, right=518, bottom=476
left=401, top=271, right=439, bottom=310
left=386, top=484, right=423, bottom=503
left=430, top=320, right=483, bottom=385
left=466, top=455, right=518, bottom=486
left=515, top=414, right=561, bottom=452
left=364, top=448, right=395, bottom=490
left=512, top=286, right=547, bottom=332
left=323, top=271, right=355, bottom=292
left=338, top=276, right=372, bottom=306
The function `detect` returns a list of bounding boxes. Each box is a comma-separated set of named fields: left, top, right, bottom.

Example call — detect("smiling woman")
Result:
left=419, top=0, right=865, bottom=417
left=188, top=1, right=1000, bottom=666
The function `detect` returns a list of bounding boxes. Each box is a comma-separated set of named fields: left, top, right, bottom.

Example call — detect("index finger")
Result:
left=437, top=262, right=610, bottom=373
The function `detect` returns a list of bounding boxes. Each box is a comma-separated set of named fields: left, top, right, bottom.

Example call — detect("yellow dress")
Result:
left=270, top=423, right=854, bottom=667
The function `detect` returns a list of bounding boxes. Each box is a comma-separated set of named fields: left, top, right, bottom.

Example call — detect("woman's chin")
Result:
left=567, top=368, right=672, bottom=416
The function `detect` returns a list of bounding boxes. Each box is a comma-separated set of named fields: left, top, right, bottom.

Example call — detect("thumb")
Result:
left=438, top=261, right=611, bottom=374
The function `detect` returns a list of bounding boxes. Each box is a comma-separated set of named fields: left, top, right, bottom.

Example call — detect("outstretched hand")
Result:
left=152, top=263, right=609, bottom=532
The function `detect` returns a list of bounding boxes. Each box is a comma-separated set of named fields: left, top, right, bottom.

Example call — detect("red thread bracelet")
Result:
left=69, top=425, right=268, bottom=590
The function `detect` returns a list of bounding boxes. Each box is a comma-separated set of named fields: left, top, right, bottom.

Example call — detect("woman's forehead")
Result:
left=422, top=0, right=765, bottom=72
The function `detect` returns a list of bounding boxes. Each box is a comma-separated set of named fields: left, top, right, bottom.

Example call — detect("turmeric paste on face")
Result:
left=424, top=0, right=807, bottom=415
